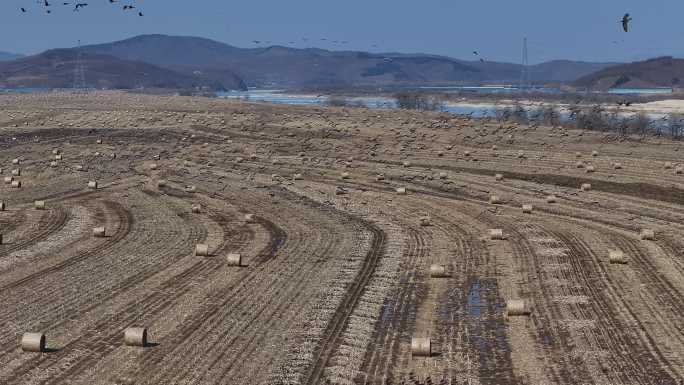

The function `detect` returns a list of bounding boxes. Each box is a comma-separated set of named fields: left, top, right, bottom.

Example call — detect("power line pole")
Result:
left=520, top=37, right=529, bottom=90
left=73, top=39, right=87, bottom=93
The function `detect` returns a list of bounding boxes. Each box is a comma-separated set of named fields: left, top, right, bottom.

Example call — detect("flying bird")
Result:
left=21, top=7, right=26, bottom=12
left=138, top=11, right=143, bottom=16
left=73, top=3, right=88, bottom=11
left=621, top=13, right=632, bottom=32
left=472, top=51, right=479, bottom=56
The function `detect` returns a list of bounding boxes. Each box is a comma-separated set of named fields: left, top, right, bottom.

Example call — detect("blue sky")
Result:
left=0, top=0, right=679, bottom=63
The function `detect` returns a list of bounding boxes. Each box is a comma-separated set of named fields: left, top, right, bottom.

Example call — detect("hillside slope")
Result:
left=574, top=57, right=683, bottom=90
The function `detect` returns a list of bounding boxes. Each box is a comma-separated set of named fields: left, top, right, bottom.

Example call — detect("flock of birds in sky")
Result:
left=20, top=0, right=143, bottom=16
left=15, top=5, right=634, bottom=63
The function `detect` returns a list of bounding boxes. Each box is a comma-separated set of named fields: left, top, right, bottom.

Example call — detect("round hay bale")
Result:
left=244, top=213, right=256, bottom=223
left=575, top=152, right=582, bottom=158
left=675, top=166, right=684, bottom=175
left=495, top=173, right=504, bottom=181
left=609, top=250, right=627, bottom=264
left=506, top=300, right=531, bottom=316
left=12, top=158, right=19, bottom=165
left=546, top=195, right=557, bottom=203
left=11, top=169, right=21, bottom=176
left=124, top=327, right=147, bottom=347
left=402, top=161, right=411, bottom=167
left=640, top=229, right=655, bottom=240
left=376, top=174, right=385, bottom=181
left=489, top=195, right=501, bottom=204
left=49, top=161, right=58, bottom=168
left=438, top=172, right=447, bottom=179
left=396, top=187, right=407, bottom=195
left=54, top=154, right=62, bottom=160
left=411, top=337, right=431, bottom=357
left=464, top=150, right=471, bottom=157
left=149, top=163, right=158, bottom=170
left=517, top=150, right=525, bottom=158
left=429, top=264, right=449, bottom=278
left=87, top=181, right=98, bottom=189
left=613, top=162, right=622, bottom=170
left=491, top=145, right=498, bottom=151
left=585, top=165, right=595, bottom=173
left=191, top=204, right=201, bottom=213
left=52, top=149, right=60, bottom=155
left=4, top=176, right=13, bottom=184
left=226, top=253, right=242, bottom=266
left=185, top=185, right=196, bottom=193
left=195, top=244, right=209, bottom=256
left=21, top=332, right=46, bottom=352
left=341, top=172, right=350, bottom=180
left=34, top=201, right=45, bottom=210
left=522, top=204, right=533, bottom=214
left=96, top=139, right=103, bottom=145
left=575, top=161, right=585, bottom=169
left=11, top=180, right=21, bottom=188
left=664, top=161, right=673, bottom=170
left=0, top=201, right=5, bottom=211
left=419, top=217, right=431, bottom=227
left=156, top=180, right=166, bottom=188
left=93, top=227, right=106, bottom=238
left=293, top=173, right=303, bottom=181
left=489, top=229, right=504, bottom=240
left=591, top=150, right=599, bottom=157
left=580, top=183, right=592, bottom=191
left=75, top=165, right=84, bottom=171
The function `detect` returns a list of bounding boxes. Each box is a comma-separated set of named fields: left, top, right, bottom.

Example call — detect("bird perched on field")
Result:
left=621, top=13, right=632, bottom=32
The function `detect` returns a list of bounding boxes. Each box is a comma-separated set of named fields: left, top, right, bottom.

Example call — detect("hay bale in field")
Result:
left=195, top=244, right=209, bottom=256
left=245, top=213, right=256, bottom=223
left=11, top=169, right=20, bottom=176
left=11, top=180, right=21, bottom=188
left=429, top=265, right=449, bottom=278
left=580, top=183, right=592, bottom=191
left=93, top=227, right=106, bottom=238
left=55, top=154, right=62, bottom=160
left=506, top=300, right=531, bottom=316
left=438, top=172, right=447, bottom=179
left=12, top=158, right=19, bottom=165
left=489, top=229, right=504, bottom=240
left=675, top=166, right=684, bottom=175
left=664, top=162, right=673, bottom=170
left=124, top=328, right=147, bottom=347
left=585, top=165, right=595, bottom=173
left=591, top=150, right=598, bottom=157
left=419, top=216, right=431, bottom=226
left=87, top=181, right=98, bottom=189
left=402, top=160, right=412, bottom=167
left=226, top=253, right=242, bottom=266
left=191, top=204, right=201, bottom=213
left=613, top=162, right=622, bottom=170
left=575, top=161, right=585, bottom=168
left=293, top=173, right=303, bottom=181
left=49, top=161, right=58, bottom=168
left=546, top=195, right=557, bottom=203
left=52, top=149, right=60, bottom=155
left=517, top=150, right=525, bottom=158
left=464, top=150, right=471, bottom=157
left=21, top=332, right=46, bottom=352
left=75, top=165, right=84, bottom=171
left=0, top=201, right=5, bottom=211
left=34, top=201, right=45, bottom=210
left=522, top=204, right=533, bottom=214
left=411, top=337, right=431, bottom=357
left=575, top=152, right=582, bottom=158
left=640, top=229, right=655, bottom=240
left=489, top=195, right=501, bottom=204
left=396, top=187, right=407, bottom=195
left=96, top=139, right=103, bottom=145
left=185, top=185, right=196, bottom=193
left=156, top=180, right=166, bottom=188
left=149, top=163, right=158, bottom=170
left=609, top=250, right=627, bottom=264
left=495, top=174, right=504, bottom=181
left=341, top=172, right=350, bottom=180
left=4, top=176, right=13, bottom=184
left=491, top=145, right=498, bottom=151
left=376, top=174, right=385, bottom=181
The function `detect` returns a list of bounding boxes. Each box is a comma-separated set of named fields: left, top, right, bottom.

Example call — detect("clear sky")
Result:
left=1, top=0, right=680, bottom=64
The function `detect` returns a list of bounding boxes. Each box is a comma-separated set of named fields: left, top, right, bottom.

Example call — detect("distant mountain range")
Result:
left=81, top=34, right=617, bottom=88
left=0, top=51, right=24, bottom=61
left=574, top=56, right=684, bottom=90
left=0, top=34, right=628, bottom=91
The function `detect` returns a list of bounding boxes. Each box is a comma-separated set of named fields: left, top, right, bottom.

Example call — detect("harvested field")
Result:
left=0, top=91, right=682, bottom=385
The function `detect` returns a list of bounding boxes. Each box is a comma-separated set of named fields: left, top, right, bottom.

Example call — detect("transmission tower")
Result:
left=519, top=37, right=529, bottom=90
left=73, top=40, right=87, bottom=93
